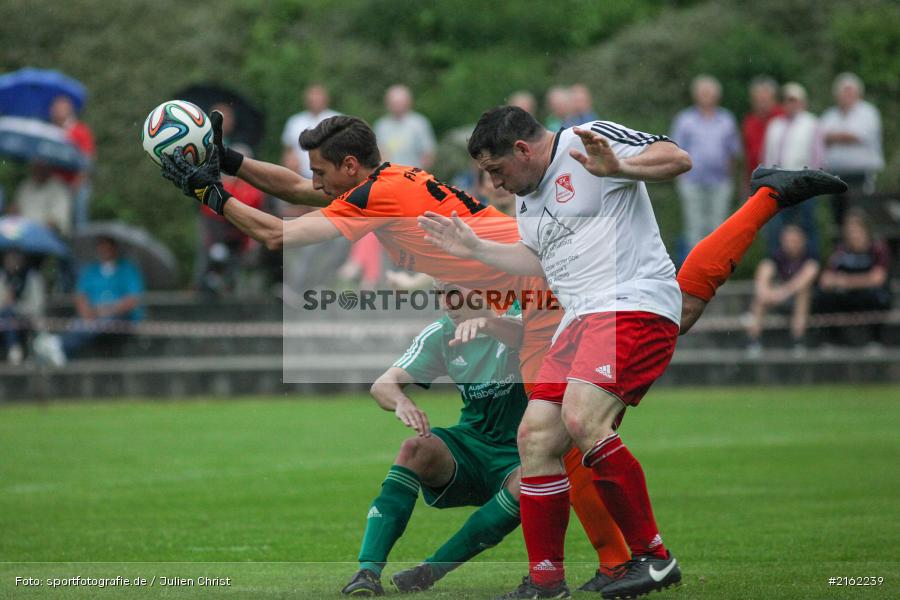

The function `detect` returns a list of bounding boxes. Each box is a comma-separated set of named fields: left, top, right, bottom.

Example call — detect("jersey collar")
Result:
left=529, top=128, right=564, bottom=197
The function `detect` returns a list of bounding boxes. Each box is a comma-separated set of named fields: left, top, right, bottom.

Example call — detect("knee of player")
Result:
left=517, top=415, right=558, bottom=456
left=560, top=403, right=589, bottom=440
left=395, top=437, right=432, bottom=474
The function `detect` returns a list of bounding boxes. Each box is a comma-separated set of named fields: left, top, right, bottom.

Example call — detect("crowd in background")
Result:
left=1, top=72, right=894, bottom=366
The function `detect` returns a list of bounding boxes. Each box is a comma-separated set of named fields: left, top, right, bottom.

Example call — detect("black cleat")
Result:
left=600, top=552, right=681, bottom=599
left=391, top=563, right=437, bottom=592
left=494, top=575, right=570, bottom=599
left=750, top=166, right=847, bottom=209
left=341, top=569, right=385, bottom=596
left=578, top=564, right=628, bottom=592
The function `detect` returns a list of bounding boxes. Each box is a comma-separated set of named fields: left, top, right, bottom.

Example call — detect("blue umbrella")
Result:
left=0, top=116, right=88, bottom=171
left=0, top=68, right=86, bottom=120
left=0, top=217, right=70, bottom=258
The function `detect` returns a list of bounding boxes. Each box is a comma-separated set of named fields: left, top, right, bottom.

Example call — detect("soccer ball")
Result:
left=141, top=100, right=212, bottom=166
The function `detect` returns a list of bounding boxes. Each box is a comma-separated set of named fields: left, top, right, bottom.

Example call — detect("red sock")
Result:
left=520, top=475, right=571, bottom=587
left=586, top=434, right=667, bottom=559
left=677, top=186, right=779, bottom=301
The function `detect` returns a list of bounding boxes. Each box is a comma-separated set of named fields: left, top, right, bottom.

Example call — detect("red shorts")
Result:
left=530, top=311, right=678, bottom=407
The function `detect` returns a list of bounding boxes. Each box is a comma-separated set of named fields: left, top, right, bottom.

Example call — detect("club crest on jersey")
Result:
left=555, top=173, right=575, bottom=203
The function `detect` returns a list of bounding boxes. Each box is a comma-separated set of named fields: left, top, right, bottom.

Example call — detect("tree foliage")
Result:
left=1, top=0, right=896, bottom=282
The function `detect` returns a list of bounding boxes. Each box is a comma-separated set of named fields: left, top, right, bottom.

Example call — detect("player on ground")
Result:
left=160, top=112, right=632, bottom=584
left=418, top=106, right=846, bottom=599
left=343, top=288, right=527, bottom=596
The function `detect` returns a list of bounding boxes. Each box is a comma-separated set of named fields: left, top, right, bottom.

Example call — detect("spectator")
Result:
left=746, top=225, right=819, bottom=356
left=281, top=84, right=340, bottom=177
left=815, top=208, right=891, bottom=346
left=820, top=73, right=884, bottom=224
left=49, top=95, right=95, bottom=159
left=741, top=76, right=783, bottom=190
left=543, top=85, right=571, bottom=132
left=761, top=82, right=824, bottom=256
left=561, top=83, right=598, bottom=128
left=671, top=75, right=741, bottom=249
left=34, top=236, right=144, bottom=366
left=374, top=85, right=436, bottom=170
left=0, top=251, right=45, bottom=365
left=507, top=90, right=537, bottom=116
left=49, top=94, right=95, bottom=229
left=12, top=161, right=73, bottom=237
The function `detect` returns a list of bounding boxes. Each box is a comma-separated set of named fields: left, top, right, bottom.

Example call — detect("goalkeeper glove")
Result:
left=210, top=109, right=244, bottom=175
left=160, top=145, right=232, bottom=215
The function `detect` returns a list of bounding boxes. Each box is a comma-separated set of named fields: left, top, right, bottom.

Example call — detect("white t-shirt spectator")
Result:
left=820, top=100, right=884, bottom=176
left=281, top=109, right=340, bottom=178
left=13, top=177, right=73, bottom=236
left=373, top=112, right=436, bottom=168
left=763, top=111, right=824, bottom=170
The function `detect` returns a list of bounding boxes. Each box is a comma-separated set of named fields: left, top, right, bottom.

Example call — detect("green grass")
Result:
left=1, top=387, right=898, bottom=598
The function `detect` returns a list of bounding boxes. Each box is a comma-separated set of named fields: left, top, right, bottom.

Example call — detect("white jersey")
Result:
left=516, top=121, right=682, bottom=337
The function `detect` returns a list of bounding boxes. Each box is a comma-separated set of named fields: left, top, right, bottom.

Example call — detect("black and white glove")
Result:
left=210, top=109, right=244, bottom=176
left=160, top=145, right=232, bottom=215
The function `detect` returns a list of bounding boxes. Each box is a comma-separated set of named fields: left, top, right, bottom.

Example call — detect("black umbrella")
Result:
left=73, top=222, right=177, bottom=290
left=173, top=84, right=265, bottom=150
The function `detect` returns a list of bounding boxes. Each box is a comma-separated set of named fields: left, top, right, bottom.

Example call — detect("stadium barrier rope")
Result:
left=1, top=310, right=898, bottom=338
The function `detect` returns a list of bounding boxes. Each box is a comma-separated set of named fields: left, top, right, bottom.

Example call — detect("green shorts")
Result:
left=422, top=426, right=520, bottom=509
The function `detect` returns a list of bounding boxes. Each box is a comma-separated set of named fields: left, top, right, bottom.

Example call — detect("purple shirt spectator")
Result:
left=670, top=107, right=741, bottom=184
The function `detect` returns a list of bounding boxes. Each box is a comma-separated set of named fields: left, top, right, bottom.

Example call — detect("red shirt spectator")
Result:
left=50, top=95, right=95, bottom=185
left=741, top=77, right=783, bottom=187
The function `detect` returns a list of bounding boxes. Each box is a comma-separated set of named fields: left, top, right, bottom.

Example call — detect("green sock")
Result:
left=358, top=465, right=421, bottom=577
left=425, top=488, right=520, bottom=579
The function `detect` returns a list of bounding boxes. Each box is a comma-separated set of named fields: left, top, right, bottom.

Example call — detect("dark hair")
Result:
left=299, top=116, right=381, bottom=168
left=467, top=106, right=544, bottom=159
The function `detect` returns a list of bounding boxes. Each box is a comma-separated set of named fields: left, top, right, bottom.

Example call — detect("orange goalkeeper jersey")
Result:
left=320, top=162, right=561, bottom=385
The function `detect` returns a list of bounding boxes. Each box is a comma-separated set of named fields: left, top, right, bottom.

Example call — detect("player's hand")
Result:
left=395, top=398, right=431, bottom=437
left=449, top=317, right=488, bottom=347
left=210, top=109, right=244, bottom=176
left=570, top=127, right=621, bottom=177
left=418, top=211, right=481, bottom=259
left=160, top=145, right=232, bottom=215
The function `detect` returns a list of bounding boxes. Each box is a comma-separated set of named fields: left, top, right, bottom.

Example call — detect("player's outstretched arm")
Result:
left=370, top=367, right=431, bottom=437
left=223, top=203, right=341, bottom=251
left=570, top=128, right=691, bottom=182
left=208, top=110, right=328, bottom=207
left=418, top=211, right=544, bottom=276
left=236, top=157, right=330, bottom=207
left=160, top=145, right=337, bottom=249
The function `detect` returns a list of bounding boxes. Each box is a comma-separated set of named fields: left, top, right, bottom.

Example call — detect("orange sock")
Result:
left=564, top=446, right=630, bottom=568
left=677, top=186, right=779, bottom=302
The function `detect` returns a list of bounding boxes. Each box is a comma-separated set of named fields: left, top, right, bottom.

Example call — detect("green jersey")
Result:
left=393, top=310, right=527, bottom=446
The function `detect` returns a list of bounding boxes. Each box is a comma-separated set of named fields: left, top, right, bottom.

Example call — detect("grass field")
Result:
left=1, top=386, right=897, bottom=599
